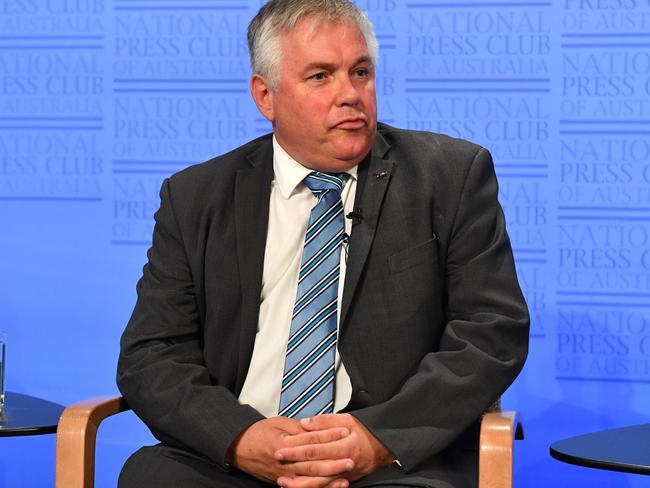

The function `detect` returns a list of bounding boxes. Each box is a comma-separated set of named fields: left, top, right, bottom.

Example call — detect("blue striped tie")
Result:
left=278, top=172, right=347, bottom=418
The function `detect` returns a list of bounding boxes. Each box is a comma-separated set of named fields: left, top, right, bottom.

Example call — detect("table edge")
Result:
left=0, top=425, right=58, bottom=437
left=550, top=444, right=650, bottom=475
left=0, top=391, right=65, bottom=437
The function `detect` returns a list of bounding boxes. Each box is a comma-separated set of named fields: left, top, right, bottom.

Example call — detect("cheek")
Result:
left=305, top=103, right=333, bottom=128
left=362, top=88, right=377, bottom=109
left=287, top=96, right=315, bottom=117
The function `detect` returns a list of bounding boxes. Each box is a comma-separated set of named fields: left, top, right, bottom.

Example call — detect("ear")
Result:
left=250, top=74, right=275, bottom=121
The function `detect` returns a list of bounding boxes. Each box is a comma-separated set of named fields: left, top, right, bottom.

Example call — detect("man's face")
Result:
left=252, top=17, right=377, bottom=172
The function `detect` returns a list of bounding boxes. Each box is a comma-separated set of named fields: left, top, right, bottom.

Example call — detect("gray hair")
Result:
left=247, top=0, right=378, bottom=90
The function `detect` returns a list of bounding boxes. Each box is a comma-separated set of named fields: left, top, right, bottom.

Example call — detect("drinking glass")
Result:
left=0, top=332, right=5, bottom=416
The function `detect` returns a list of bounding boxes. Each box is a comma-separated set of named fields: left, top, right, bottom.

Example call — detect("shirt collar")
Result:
left=272, top=135, right=358, bottom=200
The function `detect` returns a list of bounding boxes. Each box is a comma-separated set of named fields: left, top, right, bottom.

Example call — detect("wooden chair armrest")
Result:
left=478, top=410, right=523, bottom=488
left=55, top=396, right=131, bottom=488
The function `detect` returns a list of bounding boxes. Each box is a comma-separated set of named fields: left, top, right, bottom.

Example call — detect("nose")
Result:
left=336, top=75, right=360, bottom=107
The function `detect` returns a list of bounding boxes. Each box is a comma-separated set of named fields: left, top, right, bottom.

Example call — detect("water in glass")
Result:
left=0, top=338, right=4, bottom=416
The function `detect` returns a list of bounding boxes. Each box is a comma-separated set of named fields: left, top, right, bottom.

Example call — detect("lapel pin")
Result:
left=373, top=171, right=389, bottom=179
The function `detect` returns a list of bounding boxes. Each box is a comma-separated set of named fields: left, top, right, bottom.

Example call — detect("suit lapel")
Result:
left=234, top=140, right=273, bottom=390
left=340, top=131, right=393, bottom=329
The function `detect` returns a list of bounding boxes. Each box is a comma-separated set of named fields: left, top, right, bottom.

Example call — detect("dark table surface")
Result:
left=550, top=424, right=650, bottom=475
left=0, top=392, right=65, bottom=437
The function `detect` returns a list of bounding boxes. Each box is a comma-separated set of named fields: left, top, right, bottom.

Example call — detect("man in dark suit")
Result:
left=117, top=1, right=529, bottom=487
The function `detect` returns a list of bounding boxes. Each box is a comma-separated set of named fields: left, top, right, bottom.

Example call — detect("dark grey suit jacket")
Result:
left=117, top=123, right=529, bottom=487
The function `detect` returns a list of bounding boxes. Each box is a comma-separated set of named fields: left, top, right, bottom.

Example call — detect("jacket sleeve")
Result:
left=350, top=147, right=530, bottom=472
left=116, top=178, right=264, bottom=468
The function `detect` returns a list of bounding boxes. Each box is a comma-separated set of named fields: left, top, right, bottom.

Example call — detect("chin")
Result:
left=333, top=139, right=372, bottom=162
left=339, top=152, right=367, bottom=164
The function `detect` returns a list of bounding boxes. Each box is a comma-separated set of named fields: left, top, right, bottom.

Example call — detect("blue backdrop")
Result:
left=1, top=0, right=650, bottom=486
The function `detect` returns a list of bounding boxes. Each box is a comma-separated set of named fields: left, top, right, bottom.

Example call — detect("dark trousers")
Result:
left=118, top=444, right=462, bottom=488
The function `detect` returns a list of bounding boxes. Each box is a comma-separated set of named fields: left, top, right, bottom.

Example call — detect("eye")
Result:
left=311, top=72, right=326, bottom=81
left=355, top=68, right=369, bottom=77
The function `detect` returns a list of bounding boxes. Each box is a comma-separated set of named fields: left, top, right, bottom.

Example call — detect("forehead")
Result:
left=278, top=17, right=369, bottom=65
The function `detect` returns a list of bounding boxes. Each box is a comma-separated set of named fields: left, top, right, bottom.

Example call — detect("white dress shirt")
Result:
left=238, top=136, right=356, bottom=418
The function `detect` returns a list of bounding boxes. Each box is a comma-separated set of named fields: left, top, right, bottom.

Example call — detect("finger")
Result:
left=277, top=475, right=349, bottom=488
left=300, top=414, right=350, bottom=431
left=282, top=458, right=354, bottom=478
left=280, top=428, right=350, bottom=448
left=271, top=416, right=307, bottom=435
left=324, top=480, right=350, bottom=488
left=277, top=475, right=333, bottom=488
left=275, top=439, right=351, bottom=462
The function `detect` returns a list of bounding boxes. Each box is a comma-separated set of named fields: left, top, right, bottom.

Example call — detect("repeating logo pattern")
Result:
left=1, top=0, right=650, bottom=474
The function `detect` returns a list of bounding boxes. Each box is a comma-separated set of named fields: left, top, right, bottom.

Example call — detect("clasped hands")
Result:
left=229, top=413, right=394, bottom=488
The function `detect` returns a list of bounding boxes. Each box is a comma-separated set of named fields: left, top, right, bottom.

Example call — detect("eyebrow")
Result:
left=302, top=55, right=373, bottom=73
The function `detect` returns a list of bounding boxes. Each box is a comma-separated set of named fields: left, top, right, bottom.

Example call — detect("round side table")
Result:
left=0, top=391, right=65, bottom=437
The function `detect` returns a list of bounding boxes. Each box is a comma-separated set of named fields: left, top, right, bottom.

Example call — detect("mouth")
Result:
left=334, top=117, right=367, bottom=130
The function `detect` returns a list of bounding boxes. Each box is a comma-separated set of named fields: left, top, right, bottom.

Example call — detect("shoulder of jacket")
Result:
left=169, top=132, right=273, bottom=183
left=376, top=122, right=484, bottom=163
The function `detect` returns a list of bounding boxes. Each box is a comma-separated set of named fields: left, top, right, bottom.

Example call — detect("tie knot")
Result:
left=303, top=172, right=347, bottom=196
